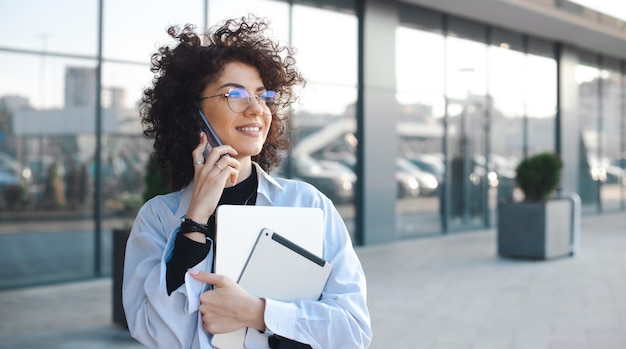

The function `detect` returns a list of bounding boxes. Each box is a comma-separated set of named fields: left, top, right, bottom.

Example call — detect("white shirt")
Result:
left=122, top=163, right=372, bottom=349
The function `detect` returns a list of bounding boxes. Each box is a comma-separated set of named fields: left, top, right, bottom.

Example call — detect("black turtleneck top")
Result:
left=166, top=167, right=258, bottom=295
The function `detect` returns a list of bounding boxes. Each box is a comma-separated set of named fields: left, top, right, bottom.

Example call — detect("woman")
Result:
left=123, top=16, right=372, bottom=349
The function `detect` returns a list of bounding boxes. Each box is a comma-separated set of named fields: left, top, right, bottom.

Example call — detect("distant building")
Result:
left=103, top=87, right=126, bottom=109
left=64, top=67, right=96, bottom=108
left=0, top=95, right=32, bottom=112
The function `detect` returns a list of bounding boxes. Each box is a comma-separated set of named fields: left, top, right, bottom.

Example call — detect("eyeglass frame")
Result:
left=199, top=87, right=277, bottom=114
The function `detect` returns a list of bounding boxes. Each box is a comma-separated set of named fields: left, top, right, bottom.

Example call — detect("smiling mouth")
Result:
left=237, top=126, right=261, bottom=133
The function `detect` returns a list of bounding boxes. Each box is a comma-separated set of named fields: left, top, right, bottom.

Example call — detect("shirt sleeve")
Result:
left=122, top=200, right=212, bottom=349
left=166, top=233, right=211, bottom=295
left=263, top=200, right=372, bottom=349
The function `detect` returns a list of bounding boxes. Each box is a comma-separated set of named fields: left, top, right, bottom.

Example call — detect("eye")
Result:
left=227, top=87, right=249, bottom=99
left=260, top=90, right=277, bottom=102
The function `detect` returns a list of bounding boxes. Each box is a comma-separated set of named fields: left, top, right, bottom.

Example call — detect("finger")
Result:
left=225, top=157, right=241, bottom=185
left=212, top=153, right=241, bottom=185
left=214, top=155, right=240, bottom=173
left=231, top=170, right=238, bottom=186
left=212, top=164, right=239, bottom=186
left=192, top=132, right=208, bottom=165
left=188, top=269, right=229, bottom=287
left=204, top=145, right=239, bottom=164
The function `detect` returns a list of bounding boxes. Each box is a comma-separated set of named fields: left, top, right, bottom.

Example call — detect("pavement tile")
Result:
left=1, top=211, right=625, bottom=348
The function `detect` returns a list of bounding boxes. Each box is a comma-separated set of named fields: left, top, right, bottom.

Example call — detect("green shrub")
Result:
left=142, top=155, right=172, bottom=203
left=515, top=152, right=563, bottom=202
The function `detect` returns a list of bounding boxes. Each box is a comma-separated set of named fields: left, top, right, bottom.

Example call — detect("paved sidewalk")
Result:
left=0, top=211, right=625, bottom=349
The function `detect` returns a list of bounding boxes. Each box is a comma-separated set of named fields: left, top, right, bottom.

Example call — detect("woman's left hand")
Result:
left=189, top=269, right=266, bottom=334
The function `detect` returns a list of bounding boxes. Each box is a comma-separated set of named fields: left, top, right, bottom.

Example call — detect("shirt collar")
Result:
left=254, top=161, right=284, bottom=205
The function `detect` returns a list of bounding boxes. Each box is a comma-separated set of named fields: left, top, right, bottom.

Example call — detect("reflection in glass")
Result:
left=599, top=62, right=624, bottom=211
left=287, top=84, right=358, bottom=236
left=104, top=0, right=203, bottom=62
left=286, top=5, right=358, bottom=238
left=621, top=74, right=626, bottom=210
left=0, top=54, right=98, bottom=221
left=0, top=0, right=97, bottom=56
left=488, top=30, right=524, bottom=210
left=446, top=34, right=488, bottom=230
left=99, top=62, right=158, bottom=222
left=576, top=60, right=601, bottom=212
left=395, top=25, right=445, bottom=237
left=292, top=5, right=358, bottom=86
left=0, top=53, right=98, bottom=287
left=0, top=53, right=96, bottom=109
left=526, top=52, right=557, bottom=156
left=209, top=0, right=290, bottom=43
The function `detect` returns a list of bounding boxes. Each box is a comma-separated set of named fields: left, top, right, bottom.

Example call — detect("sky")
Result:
left=0, top=0, right=358, bottom=115
left=568, top=0, right=626, bottom=21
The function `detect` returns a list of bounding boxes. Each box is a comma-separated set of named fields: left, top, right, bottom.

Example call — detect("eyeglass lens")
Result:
left=227, top=87, right=277, bottom=114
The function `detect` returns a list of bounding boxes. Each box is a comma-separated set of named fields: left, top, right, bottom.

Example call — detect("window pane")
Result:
left=526, top=51, right=557, bottom=157
left=446, top=34, right=489, bottom=229
left=0, top=53, right=95, bottom=109
left=100, top=62, right=153, bottom=223
left=0, top=53, right=97, bottom=287
left=576, top=58, right=601, bottom=212
left=395, top=25, right=445, bottom=237
left=208, top=0, right=290, bottom=43
left=0, top=0, right=98, bottom=56
left=600, top=62, right=623, bottom=211
left=288, top=4, right=358, bottom=238
left=488, top=30, right=524, bottom=208
left=103, top=0, right=204, bottom=62
left=292, top=6, right=357, bottom=86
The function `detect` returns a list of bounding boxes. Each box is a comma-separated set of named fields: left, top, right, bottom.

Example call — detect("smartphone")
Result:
left=198, top=109, right=229, bottom=159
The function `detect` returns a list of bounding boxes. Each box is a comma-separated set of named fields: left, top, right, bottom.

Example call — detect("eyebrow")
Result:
left=216, top=83, right=266, bottom=93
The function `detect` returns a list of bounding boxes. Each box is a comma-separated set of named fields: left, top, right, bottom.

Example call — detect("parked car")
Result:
left=610, top=156, right=626, bottom=186
left=284, top=154, right=356, bottom=204
left=396, top=158, right=438, bottom=196
left=0, top=152, right=30, bottom=189
left=0, top=170, right=19, bottom=190
left=396, top=168, right=420, bottom=198
left=404, top=154, right=445, bottom=183
left=589, top=156, right=625, bottom=185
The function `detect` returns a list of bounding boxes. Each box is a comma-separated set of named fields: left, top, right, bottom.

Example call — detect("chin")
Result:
left=238, top=145, right=264, bottom=158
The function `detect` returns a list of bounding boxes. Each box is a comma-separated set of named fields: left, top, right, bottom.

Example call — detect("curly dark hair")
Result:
left=140, top=15, right=305, bottom=191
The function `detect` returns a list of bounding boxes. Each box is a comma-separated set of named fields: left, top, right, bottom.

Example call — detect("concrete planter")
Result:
left=497, top=199, right=573, bottom=260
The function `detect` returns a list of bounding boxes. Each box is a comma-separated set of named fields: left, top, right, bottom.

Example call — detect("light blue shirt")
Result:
left=122, top=163, right=372, bottom=349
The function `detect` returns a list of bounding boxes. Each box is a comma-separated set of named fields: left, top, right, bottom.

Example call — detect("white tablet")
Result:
left=238, top=228, right=332, bottom=301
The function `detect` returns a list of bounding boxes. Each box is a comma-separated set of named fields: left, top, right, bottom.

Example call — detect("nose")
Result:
left=245, top=95, right=265, bottom=115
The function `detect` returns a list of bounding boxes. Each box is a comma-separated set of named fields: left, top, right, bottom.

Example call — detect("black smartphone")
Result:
left=198, top=109, right=229, bottom=159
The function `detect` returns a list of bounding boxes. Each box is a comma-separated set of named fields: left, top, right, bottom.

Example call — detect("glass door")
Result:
left=444, top=18, right=489, bottom=231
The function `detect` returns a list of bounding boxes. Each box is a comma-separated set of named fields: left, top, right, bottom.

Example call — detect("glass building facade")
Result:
left=1, top=0, right=624, bottom=289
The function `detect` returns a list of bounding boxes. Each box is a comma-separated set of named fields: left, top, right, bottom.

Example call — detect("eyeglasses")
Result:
left=200, top=87, right=277, bottom=114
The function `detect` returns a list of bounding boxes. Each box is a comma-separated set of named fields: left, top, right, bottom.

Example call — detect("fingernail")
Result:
left=188, top=268, right=200, bottom=275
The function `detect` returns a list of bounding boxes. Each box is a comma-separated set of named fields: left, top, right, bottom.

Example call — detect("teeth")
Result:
left=238, top=127, right=260, bottom=132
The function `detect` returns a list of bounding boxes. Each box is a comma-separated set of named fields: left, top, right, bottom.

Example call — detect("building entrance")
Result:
left=445, top=97, right=489, bottom=231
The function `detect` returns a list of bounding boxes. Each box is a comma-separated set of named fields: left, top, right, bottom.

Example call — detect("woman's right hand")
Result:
left=185, top=132, right=239, bottom=225
left=189, top=269, right=266, bottom=334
